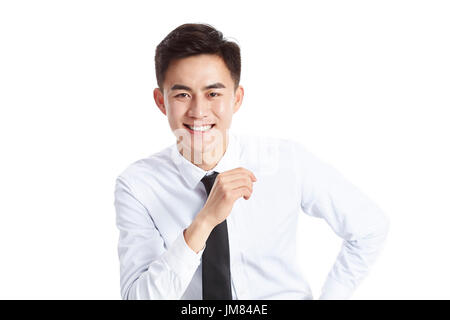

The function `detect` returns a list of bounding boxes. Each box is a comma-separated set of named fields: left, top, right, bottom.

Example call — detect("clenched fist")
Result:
left=199, top=167, right=257, bottom=228
left=184, top=167, right=257, bottom=253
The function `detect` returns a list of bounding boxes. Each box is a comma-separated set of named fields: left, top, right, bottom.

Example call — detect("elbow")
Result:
left=365, top=213, right=391, bottom=243
left=368, top=204, right=391, bottom=238
left=350, top=211, right=391, bottom=243
left=384, top=216, right=390, bottom=235
left=378, top=213, right=391, bottom=239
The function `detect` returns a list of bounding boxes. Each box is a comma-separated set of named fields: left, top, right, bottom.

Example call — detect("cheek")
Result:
left=166, top=102, right=186, bottom=122
left=213, top=100, right=234, bottom=120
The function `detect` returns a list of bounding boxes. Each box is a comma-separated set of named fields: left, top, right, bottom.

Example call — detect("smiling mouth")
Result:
left=183, top=123, right=215, bottom=132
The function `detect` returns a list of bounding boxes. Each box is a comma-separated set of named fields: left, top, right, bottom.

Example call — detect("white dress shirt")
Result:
left=114, top=130, right=390, bottom=300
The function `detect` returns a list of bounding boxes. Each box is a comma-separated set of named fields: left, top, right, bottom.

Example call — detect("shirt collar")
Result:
left=170, top=130, right=240, bottom=189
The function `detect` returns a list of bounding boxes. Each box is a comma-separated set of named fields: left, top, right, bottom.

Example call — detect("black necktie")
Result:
left=200, top=171, right=232, bottom=300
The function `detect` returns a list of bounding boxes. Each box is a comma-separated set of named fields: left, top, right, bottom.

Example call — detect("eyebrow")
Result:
left=170, top=82, right=226, bottom=92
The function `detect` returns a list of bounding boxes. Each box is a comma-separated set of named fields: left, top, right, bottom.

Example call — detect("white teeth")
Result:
left=187, top=124, right=213, bottom=132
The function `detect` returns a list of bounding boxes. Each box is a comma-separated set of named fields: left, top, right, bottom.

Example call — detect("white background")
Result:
left=0, top=0, right=449, bottom=299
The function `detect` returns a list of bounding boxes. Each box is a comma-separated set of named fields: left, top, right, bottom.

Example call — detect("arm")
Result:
left=114, top=167, right=255, bottom=299
left=294, top=143, right=390, bottom=299
left=114, top=176, right=206, bottom=300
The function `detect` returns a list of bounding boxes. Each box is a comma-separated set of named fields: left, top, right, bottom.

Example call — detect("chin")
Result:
left=191, top=139, right=218, bottom=154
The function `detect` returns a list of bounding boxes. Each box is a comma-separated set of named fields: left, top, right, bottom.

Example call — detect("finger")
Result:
left=231, top=186, right=252, bottom=201
left=236, top=167, right=257, bottom=182
left=217, top=173, right=251, bottom=184
left=218, top=170, right=256, bottom=183
left=225, top=177, right=253, bottom=193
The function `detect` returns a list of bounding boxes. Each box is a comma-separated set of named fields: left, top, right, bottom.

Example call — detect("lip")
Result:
left=183, top=123, right=215, bottom=127
left=183, top=123, right=215, bottom=134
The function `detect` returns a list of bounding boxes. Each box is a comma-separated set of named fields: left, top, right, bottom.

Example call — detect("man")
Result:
left=114, top=23, right=390, bottom=300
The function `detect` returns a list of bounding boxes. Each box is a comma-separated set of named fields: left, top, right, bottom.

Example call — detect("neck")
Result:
left=177, top=133, right=229, bottom=171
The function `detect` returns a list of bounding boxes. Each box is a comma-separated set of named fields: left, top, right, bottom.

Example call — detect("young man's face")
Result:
left=154, top=54, right=244, bottom=162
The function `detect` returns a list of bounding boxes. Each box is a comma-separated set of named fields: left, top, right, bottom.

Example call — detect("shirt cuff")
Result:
left=161, top=231, right=204, bottom=279
left=318, top=276, right=355, bottom=300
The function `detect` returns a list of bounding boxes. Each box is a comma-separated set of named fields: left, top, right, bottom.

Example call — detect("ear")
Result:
left=153, top=87, right=167, bottom=116
left=233, top=85, right=244, bottom=114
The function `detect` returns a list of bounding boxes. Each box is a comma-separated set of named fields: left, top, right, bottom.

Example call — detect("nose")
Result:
left=187, top=95, right=209, bottom=118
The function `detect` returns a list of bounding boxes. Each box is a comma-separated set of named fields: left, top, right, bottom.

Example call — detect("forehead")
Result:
left=164, top=54, right=233, bottom=90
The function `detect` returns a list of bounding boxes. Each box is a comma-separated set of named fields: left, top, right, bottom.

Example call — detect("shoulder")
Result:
left=233, top=131, right=314, bottom=178
left=234, top=131, right=306, bottom=158
left=115, top=144, right=177, bottom=192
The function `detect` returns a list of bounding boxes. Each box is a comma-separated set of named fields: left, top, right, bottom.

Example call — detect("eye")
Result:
left=209, top=92, right=221, bottom=97
left=175, top=93, right=189, bottom=98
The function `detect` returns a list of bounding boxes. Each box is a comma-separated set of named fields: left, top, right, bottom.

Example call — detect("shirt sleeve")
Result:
left=293, top=142, right=390, bottom=300
left=114, top=176, right=205, bottom=300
